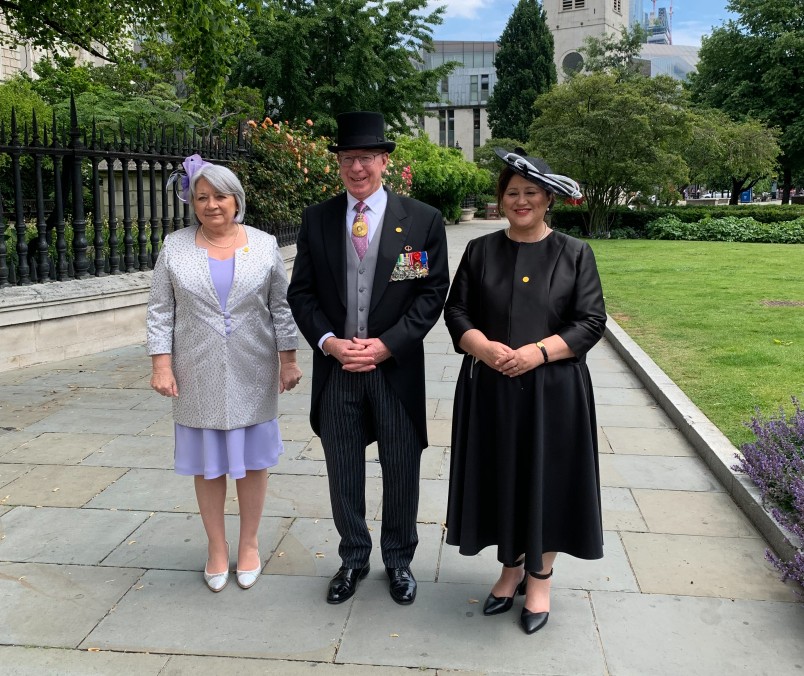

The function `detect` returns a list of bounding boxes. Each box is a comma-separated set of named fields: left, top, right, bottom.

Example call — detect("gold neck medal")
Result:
left=352, top=213, right=368, bottom=237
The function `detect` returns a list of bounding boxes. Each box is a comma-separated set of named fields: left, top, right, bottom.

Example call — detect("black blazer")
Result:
left=287, top=188, right=449, bottom=447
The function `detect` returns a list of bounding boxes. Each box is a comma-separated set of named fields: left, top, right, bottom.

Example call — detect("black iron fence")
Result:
left=0, top=98, right=299, bottom=288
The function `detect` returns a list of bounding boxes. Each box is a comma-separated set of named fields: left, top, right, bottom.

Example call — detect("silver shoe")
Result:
left=236, top=552, right=262, bottom=589
left=204, top=542, right=230, bottom=593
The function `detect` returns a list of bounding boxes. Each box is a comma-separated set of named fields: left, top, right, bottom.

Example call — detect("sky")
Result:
left=427, top=0, right=735, bottom=47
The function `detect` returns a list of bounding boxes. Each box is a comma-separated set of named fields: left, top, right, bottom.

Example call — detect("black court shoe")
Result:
left=520, top=568, right=553, bottom=635
left=483, top=558, right=526, bottom=616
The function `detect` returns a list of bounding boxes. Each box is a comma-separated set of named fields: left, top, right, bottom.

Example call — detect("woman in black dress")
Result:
left=444, top=148, right=606, bottom=635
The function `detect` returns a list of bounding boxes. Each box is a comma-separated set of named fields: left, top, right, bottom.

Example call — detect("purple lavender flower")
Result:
left=734, top=397, right=804, bottom=593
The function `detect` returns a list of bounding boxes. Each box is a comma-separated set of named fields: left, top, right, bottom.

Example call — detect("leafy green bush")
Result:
left=394, top=135, right=492, bottom=223
left=232, top=118, right=342, bottom=224
left=646, top=215, right=804, bottom=243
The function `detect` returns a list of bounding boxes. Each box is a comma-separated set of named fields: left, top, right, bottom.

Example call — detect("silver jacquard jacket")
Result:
left=146, top=225, right=298, bottom=430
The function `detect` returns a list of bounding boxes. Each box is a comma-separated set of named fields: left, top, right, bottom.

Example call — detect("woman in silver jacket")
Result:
left=147, top=157, right=302, bottom=592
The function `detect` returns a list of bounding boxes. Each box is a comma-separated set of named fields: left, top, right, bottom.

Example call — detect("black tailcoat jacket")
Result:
left=287, top=189, right=449, bottom=447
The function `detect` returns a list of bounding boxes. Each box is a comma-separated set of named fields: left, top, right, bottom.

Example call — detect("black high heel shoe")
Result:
left=520, top=568, right=553, bottom=634
left=483, top=559, right=527, bottom=616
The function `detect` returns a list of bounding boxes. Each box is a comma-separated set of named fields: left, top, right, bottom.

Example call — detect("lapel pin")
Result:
left=395, top=227, right=402, bottom=233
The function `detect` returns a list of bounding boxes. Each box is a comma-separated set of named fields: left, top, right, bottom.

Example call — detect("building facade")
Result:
left=417, top=3, right=695, bottom=158
left=419, top=41, right=499, bottom=161
left=0, top=16, right=107, bottom=82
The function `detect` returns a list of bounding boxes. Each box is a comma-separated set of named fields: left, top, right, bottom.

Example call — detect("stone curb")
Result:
left=604, top=315, right=801, bottom=561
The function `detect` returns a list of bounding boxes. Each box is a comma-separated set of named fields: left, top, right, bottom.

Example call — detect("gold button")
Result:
left=243, top=247, right=250, bottom=252
left=395, top=227, right=402, bottom=233
left=522, top=276, right=530, bottom=283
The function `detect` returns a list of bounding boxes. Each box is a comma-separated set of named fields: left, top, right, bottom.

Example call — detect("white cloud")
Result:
left=428, top=0, right=494, bottom=20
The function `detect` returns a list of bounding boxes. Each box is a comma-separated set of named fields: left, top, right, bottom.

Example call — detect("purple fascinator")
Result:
left=166, top=154, right=212, bottom=203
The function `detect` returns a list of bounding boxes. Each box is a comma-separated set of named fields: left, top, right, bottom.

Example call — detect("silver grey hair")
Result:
left=188, top=164, right=246, bottom=225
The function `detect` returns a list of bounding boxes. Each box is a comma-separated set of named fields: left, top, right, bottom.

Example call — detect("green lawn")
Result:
left=588, top=239, right=804, bottom=447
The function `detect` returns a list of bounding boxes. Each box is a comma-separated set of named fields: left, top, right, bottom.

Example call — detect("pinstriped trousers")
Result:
left=319, top=366, right=421, bottom=569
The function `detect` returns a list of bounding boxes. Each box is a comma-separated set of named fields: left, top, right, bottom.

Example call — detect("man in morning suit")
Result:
left=287, top=111, right=449, bottom=605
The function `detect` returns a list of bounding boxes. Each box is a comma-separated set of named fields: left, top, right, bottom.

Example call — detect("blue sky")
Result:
left=427, top=0, right=735, bottom=47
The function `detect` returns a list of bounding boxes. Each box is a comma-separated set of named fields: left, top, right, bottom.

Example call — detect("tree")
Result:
left=579, top=25, right=648, bottom=80
left=231, top=0, right=453, bottom=137
left=686, top=0, right=804, bottom=203
left=0, top=0, right=260, bottom=112
left=486, top=0, right=556, bottom=141
left=530, top=73, right=690, bottom=236
left=685, top=109, right=781, bottom=204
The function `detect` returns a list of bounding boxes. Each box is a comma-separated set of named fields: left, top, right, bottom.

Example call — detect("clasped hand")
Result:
left=324, top=336, right=391, bottom=372
left=279, top=362, right=303, bottom=392
left=479, top=341, right=541, bottom=377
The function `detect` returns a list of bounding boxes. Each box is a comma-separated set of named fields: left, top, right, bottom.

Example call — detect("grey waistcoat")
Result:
left=344, top=219, right=384, bottom=338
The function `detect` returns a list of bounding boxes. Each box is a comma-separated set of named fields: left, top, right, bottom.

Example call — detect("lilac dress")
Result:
left=173, top=256, right=284, bottom=479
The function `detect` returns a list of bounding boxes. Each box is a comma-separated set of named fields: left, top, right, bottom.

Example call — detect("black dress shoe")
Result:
left=326, top=563, right=370, bottom=604
left=386, top=566, right=417, bottom=605
left=520, top=568, right=553, bottom=634
left=483, top=575, right=527, bottom=616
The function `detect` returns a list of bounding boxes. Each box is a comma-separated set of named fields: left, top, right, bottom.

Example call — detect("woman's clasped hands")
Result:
left=478, top=340, right=542, bottom=378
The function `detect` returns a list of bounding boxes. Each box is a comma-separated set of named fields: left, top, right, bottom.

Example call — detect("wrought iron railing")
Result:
left=0, top=97, right=300, bottom=287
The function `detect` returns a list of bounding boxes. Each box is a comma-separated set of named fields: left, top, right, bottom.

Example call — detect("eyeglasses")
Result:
left=338, top=153, right=384, bottom=167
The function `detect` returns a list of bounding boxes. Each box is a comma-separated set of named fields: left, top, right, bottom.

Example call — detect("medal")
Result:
left=352, top=214, right=368, bottom=237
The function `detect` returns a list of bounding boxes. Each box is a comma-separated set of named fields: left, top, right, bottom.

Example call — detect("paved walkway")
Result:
left=1, top=220, right=802, bottom=675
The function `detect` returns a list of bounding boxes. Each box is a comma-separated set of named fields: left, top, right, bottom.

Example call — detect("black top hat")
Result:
left=494, top=147, right=582, bottom=199
left=328, top=111, right=396, bottom=153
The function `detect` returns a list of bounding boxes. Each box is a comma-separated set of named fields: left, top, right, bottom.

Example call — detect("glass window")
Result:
left=480, top=74, right=489, bottom=102
left=439, top=110, right=446, bottom=146
left=470, top=75, right=478, bottom=102
left=473, top=108, right=481, bottom=147
left=447, top=110, right=455, bottom=147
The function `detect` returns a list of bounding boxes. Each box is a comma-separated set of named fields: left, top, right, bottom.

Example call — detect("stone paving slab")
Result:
left=0, top=431, right=39, bottom=456
left=265, top=473, right=372, bottom=519
left=0, top=463, right=33, bottom=489
left=26, top=407, right=164, bottom=435
left=593, top=387, right=656, bottom=407
left=85, top=468, right=233, bottom=513
left=81, top=434, right=173, bottom=470
left=599, top=455, right=722, bottom=492
left=0, top=646, right=170, bottom=675
left=2, top=465, right=127, bottom=507
left=0, top=562, right=143, bottom=648
left=1, top=432, right=117, bottom=465
left=85, top=571, right=345, bottom=660
left=633, top=489, right=758, bottom=537
left=136, top=413, right=173, bottom=437
left=54, top=387, right=154, bottom=409
left=103, top=512, right=292, bottom=571
left=588, top=371, right=644, bottom=389
left=601, top=486, right=648, bottom=532
left=264, top=517, right=442, bottom=582
left=0, top=402, right=65, bottom=429
left=595, top=404, right=675, bottom=428
left=593, top=591, right=804, bottom=676
left=0, top=506, right=147, bottom=564
left=163, top=656, right=437, bottom=675
left=620, top=531, right=799, bottom=602
left=22, top=369, right=145, bottom=390
left=338, top=582, right=606, bottom=675
left=601, top=425, right=694, bottom=456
